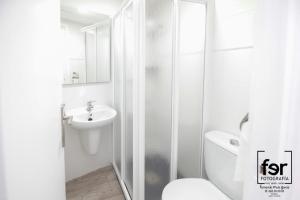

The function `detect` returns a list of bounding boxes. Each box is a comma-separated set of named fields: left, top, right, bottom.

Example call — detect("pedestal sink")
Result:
left=66, top=105, right=117, bottom=155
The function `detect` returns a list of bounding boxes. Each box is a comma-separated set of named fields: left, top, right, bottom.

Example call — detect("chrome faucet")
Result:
left=87, top=100, right=95, bottom=112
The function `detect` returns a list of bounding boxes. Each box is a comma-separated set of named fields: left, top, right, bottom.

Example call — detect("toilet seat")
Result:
left=162, top=178, right=231, bottom=200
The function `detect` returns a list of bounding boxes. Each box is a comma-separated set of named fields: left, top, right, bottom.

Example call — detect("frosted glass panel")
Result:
left=113, top=14, right=123, bottom=173
left=145, top=0, right=173, bottom=199
left=177, top=1, right=206, bottom=178
left=124, top=3, right=134, bottom=197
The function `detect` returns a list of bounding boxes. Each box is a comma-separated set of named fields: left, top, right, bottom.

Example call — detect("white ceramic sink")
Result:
left=66, top=105, right=117, bottom=155
left=67, top=105, right=117, bottom=130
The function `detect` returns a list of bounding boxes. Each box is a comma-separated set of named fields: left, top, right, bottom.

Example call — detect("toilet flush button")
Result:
left=230, top=139, right=239, bottom=146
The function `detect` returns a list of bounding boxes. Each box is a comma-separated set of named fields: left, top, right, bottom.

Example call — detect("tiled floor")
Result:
left=66, top=165, right=125, bottom=200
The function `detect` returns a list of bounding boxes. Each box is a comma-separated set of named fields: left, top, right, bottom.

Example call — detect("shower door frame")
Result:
left=112, top=0, right=145, bottom=200
left=112, top=7, right=129, bottom=200
left=170, top=0, right=208, bottom=180
left=113, top=0, right=208, bottom=199
left=138, top=0, right=209, bottom=188
left=138, top=0, right=208, bottom=196
left=141, top=0, right=208, bottom=196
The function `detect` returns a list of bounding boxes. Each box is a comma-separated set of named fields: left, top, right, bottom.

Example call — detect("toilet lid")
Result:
left=162, top=179, right=231, bottom=200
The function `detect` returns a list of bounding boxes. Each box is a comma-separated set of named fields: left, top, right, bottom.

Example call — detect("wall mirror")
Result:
left=61, top=6, right=111, bottom=85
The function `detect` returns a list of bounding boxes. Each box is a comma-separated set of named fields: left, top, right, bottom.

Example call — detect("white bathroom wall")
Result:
left=0, top=1, right=66, bottom=200
left=61, top=21, right=114, bottom=181
left=204, top=0, right=256, bottom=135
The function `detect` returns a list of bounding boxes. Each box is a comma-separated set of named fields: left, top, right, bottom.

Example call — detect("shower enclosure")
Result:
left=112, top=0, right=207, bottom=199
left=112, top=1, right=135, bottom=198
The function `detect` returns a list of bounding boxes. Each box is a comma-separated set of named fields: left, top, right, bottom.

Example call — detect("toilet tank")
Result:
left=204, top=131, right=242, bottom=200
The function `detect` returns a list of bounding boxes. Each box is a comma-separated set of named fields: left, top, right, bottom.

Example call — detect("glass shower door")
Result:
left=113, top=4, right=134, bottom=197
left=124, top=3, right=134, bottom=197
left=113, top=13, right=123, bottom=174
left=177, top=1, right=207, bottom=178
left=145, top=0, right=174, bottom=199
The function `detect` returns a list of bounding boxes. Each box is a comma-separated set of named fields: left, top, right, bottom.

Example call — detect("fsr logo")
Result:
left=261, top=158, right=288, bottom=176
left=257, top=151, right=292, bottom=197
left=257, top=151, right=292, bottom=184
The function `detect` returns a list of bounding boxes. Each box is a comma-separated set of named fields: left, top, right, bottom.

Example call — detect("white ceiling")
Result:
left=61, top=0, right=124, bottom=25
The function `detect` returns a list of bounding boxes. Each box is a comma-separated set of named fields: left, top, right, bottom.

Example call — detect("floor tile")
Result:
left=66, top=165, right=125, bottom=200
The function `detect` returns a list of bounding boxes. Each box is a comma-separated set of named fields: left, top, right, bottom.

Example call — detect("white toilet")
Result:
left=162, top=131, right=242, bottom=200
